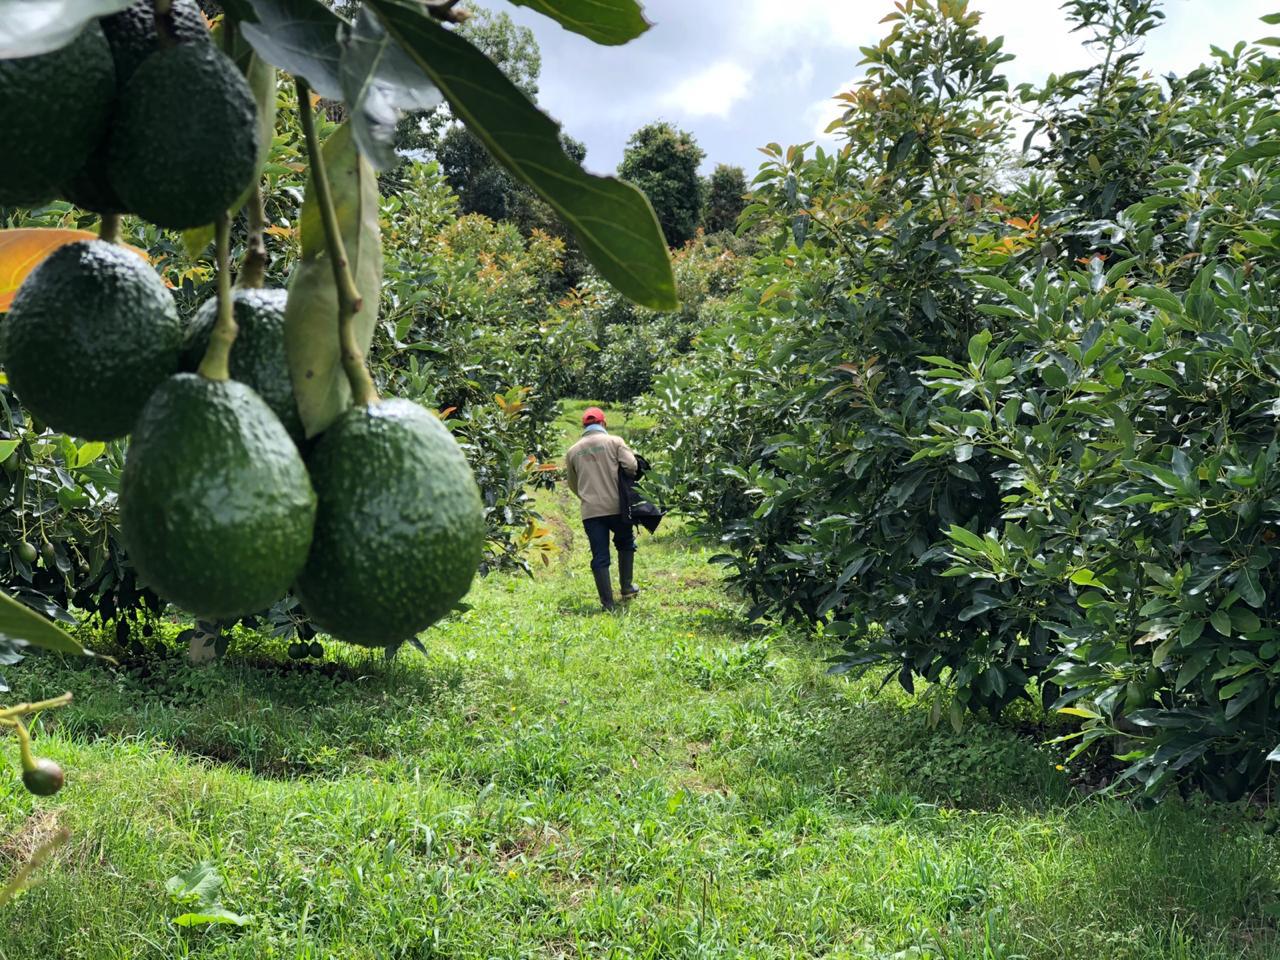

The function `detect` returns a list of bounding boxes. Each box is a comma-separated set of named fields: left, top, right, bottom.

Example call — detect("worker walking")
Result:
left=565, top=407, right=639, bottom=611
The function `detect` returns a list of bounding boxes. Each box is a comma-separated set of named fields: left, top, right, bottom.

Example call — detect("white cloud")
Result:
left=659, top=61, right=753, bottom=119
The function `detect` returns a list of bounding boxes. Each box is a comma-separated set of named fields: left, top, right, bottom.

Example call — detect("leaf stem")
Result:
left=295, top=77, right=379, bottom=408
left=239, top=181, right=269, bottom=289
left=197, top=214, right=237, bottom=381
left=98, top=214, right=121, bottom=245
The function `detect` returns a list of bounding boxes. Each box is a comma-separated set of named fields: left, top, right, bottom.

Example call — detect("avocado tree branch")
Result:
left=197, top=214, right=237, bottom=381
left=0, top=693, right=73, bottom=725
left=239, top=181, right=269, bottom=289
left=295, top=77, right=379, bottom=408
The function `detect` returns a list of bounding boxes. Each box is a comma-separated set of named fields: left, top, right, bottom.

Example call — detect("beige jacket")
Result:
left=565, top=429, right=637, bottom=520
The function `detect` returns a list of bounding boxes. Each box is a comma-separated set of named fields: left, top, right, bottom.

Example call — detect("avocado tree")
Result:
left=0, top=0, right=673, bottom=883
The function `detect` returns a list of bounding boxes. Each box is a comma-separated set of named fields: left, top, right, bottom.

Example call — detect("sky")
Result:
left=496, top=0, right=1278, bottom=177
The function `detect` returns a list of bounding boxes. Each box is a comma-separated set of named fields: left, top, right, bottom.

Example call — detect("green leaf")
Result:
left=504, top=0, right=650, bottom=45
left=369, top=0, right=677, bottom=310
left=0, top=0, right=134, bottom=57
left=1230, top=607, right=1262, bottom=635
left=1041, top=364, right=1068, bottom=389
left=0, top=440, right=18, bottom=462
left=1210, top=609, right=1232, bottom=636
left=1223, top=140, right=1280, bottom=170
left=285, top=122, right=384, bottom=438
left=958, top=594, right=1000, bottom=621
left=1058, top=706, right=1101, bottom=720
left=1129, top=367, right=1178, bottom=389
left=241, top=0, right=346, bottom=99
left=0, top=590, right=86, bottom=656
left=946, top=524, right=987, bottom=553
left=165, top=862, right=223, bottom=906
left=172, top=908, right=251, bottom=927
left=1131, top=285, right=1183, bottom=315
left=971, top=275, right=1033, bottom=315
left=1239, top=567, right=1266, bottom=609
left=967, top=330, right=991, bottom=367
left=339, top=7, right=442, bottom=170
left=1070, top=569, right=1104, bottom=588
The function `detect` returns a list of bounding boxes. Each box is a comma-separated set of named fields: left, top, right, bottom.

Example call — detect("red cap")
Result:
left=582, top=407, right=606, bottom=426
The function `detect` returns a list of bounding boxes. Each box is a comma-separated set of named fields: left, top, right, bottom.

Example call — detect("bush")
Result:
left=647, top=0, right=1280, bottom=796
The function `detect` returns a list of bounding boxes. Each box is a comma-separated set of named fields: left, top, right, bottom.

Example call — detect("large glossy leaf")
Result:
left=284, top=123, right=383, bottom=437
left=241, top=0, right=345, bottom=100
left=0, top=229, right=151, bottom=311
left=339, top=7, right=442, bottom=170
left=369, top=0, right=676, bottom=310
left=503, top=0, right=650, bottom=45
left=0, top=0, right=133, bottom=57
left=0, top=590, right=86, bottom=656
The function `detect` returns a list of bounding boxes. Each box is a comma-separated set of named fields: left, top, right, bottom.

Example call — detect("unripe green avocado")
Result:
left=183, top=289, right=304, bottom=444
left=121, top=374, right=316, bottom=620
left=295, top=400, right=484, bottom=648
left=99, top=0, right=211, bottom=89
left=3, top=241, right=181, bottom=440
left=22, top=757, right=64, bottom=797
left=108, top=43, right=258, bottom=229
left=16, top=542, right=37, bottom=565
left=0, top=25, right=114, bottom=206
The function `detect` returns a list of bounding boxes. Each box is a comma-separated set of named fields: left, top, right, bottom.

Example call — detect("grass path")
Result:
left=0, top=427, right=1278, bottom=957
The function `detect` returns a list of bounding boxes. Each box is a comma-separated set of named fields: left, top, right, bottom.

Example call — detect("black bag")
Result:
left=619, top=453, right=664, bottom=534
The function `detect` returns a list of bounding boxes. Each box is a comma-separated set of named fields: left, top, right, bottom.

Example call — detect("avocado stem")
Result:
left=11, top=718, right=35, bottom=773
left=238, top=181, right=269, bottom=289
left=152, top=0, right=175, bottom=47
left=295, top=77, right=380, bottom=408
left=197, top=214, right=237, bottom=381
left=98, top=213, right=121, bottom=245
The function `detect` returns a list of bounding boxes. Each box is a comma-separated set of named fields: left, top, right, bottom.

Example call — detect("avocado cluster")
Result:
left=0, top=6, right=484, bottom=649
left=1, top=0, right=259, bottom=227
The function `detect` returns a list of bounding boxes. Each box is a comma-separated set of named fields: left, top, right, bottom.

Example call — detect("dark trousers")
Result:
left=583, top=515, right=636, bottom=571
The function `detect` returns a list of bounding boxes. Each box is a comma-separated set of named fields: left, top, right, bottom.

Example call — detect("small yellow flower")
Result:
left=1055, top=764, right=1065, bottom=771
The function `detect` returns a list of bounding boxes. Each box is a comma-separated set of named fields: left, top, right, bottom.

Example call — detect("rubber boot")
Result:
left=592, top=567, right=616, bottom=611
left=619, top=552, right=640, bottom=601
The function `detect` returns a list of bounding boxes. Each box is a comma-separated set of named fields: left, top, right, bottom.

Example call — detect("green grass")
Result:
left=1, top=484, right=1278, bottom=958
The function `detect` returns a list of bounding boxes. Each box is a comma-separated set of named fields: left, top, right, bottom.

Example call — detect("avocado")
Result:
left=22, top=757, right=64, bottom=797
left=120, top=374, right=316, bottom=620
left=295, top=400, right=484, bottom=648
left=0, top=25, right=114, bottom=206
left=3, top=241, right=181, bottom=440
left=108, top=43, right=258, bottom=229
left=182, top=289, right=304, bottom=443
left=99, top=0, right=210, bottom=89
left=63, top=0, right=210, bottom=214
left=16, top=542, right=37, bottom=565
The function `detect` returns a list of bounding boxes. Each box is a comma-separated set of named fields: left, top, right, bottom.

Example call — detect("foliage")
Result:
left=3, top=524, right=1279, bottom=957
left=702, top=163, right=748, bottom=235
left=618, top=121, right=706, bottom=247
left=570, top=231, right=751, bottom=402
left=0, top=0, right=674, bottom=640
left=648, top=0, right=1280, bottom=796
